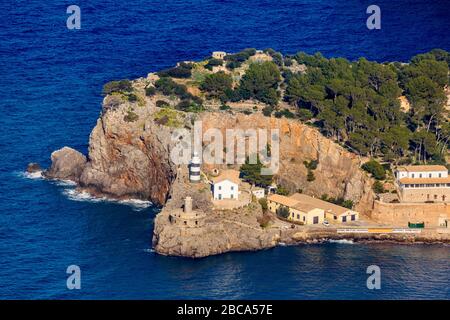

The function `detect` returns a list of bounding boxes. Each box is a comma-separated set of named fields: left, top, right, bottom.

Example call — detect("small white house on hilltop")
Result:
left=212, top=51, right=227, bottom=60
left=252, top=187, right=265, bottom=199
left=211, top=170, right=240, bottom=200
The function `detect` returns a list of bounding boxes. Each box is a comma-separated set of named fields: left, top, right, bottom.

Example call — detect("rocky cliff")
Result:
left=42, top=89, right=375, bottom=212
left=199, top=112, right=374, bottom=214
left=45, top=93, right=178, bottom=205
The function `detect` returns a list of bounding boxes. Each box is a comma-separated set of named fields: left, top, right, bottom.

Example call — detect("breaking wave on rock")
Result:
left=62, top=188, right=152, bottom=211
left=20, top=170, right=44, bottom=180
left=20, top=170, right=152, bottom=211
left=328, top=239, right=355, bottom=244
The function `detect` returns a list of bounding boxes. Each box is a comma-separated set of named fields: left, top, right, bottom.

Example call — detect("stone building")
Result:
left=267, top=193, right=359, bottom=225
left=168, top=197, right=206, bottom=228
left=212, top=51, right=227, bottom=59
left=394, top=165, right=450, bottom=203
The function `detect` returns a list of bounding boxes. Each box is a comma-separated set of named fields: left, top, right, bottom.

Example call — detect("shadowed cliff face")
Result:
left=77, top=99, right=177, bottom=205
left=44, top=94, right=374, bottom=211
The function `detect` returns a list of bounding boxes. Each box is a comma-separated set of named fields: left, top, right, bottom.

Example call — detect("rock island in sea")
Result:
left=33, top=49, right=450, bottom=257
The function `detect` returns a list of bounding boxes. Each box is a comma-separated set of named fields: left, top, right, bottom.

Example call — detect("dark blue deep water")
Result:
left=1, top=0, right=449, bottom=299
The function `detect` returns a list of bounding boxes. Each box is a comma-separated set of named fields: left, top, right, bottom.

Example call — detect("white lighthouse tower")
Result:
left=189, top=152, right=201, bottom=183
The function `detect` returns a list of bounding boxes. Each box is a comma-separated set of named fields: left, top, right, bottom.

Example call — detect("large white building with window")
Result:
left=394, top=165, right=450, bottom=202
left=211, top=170, right=240, bottom=200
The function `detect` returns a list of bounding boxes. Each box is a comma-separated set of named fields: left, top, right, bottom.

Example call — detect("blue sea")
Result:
left=1, top=0, right=449, bottom=299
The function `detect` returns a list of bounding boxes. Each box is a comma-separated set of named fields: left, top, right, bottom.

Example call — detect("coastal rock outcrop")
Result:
left=26, top=162, right=41, bottom=173
left=44, top=147, right=87, bottom=182
left=78, top=100, right=177, bottom=204
left=152, top=165, right=281, bottom=258
left=153, top=211, right=281, bottom=258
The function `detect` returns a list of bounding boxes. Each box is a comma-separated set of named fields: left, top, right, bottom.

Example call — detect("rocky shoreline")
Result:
left=30, top=152, right=450, bottom=259
left=152, top=199, right=450, bottom=258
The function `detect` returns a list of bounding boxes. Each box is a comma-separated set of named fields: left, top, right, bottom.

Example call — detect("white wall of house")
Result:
left=395, top=170, right=448, bottom=180
left=252, top=189, right=265, bottom=199
left=213, top=180, right=239, bottom=200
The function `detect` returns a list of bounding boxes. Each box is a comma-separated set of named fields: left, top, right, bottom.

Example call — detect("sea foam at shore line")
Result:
left=62, top=188, right=152, bottom=211
left=20, top=170, right=152, bottom=211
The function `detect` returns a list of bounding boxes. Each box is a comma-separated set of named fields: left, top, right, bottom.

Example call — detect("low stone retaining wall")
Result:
left=371, top=200, right=450, bottom=228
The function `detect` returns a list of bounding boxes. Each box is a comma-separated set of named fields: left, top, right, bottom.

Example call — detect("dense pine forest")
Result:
left=283, top=49, right=450, bottom=165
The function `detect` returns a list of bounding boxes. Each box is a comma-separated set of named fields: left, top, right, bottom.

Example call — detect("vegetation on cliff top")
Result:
left=239, top=156, right=273, bottom=187
left=104, top=48, right=450, bottom=166
left=285, top=49, right=450, bottom=165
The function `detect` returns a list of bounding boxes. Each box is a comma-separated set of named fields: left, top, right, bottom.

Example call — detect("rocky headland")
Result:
left=36, top=49, right=450, bottom=258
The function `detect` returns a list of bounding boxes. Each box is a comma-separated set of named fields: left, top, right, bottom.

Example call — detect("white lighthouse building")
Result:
left=189, top=152, right=201, bottom=183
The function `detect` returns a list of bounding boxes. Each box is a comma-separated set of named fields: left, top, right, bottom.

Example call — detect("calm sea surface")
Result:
left=0, top=0, right=449, bottom=299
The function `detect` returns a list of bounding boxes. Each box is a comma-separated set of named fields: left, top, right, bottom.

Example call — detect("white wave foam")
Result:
left=20, top=170, right=44, bottom=180
left=19, top=170, right=153, bottom=211
left=52, top=179, right=77, bottom=187
left=143, top=248, right=155, bottom=253
left=328, top=239, right=354, bottom=244
left=62, top=188, right=152, bottom=211
left=118, top=198, right=153, bottom=210
left=63, top=189, right=104, bottom=202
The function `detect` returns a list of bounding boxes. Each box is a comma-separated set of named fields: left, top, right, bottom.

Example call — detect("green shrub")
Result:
left=297, top=109, right=314, bottom=121
left=223, top=88, right=243, bottom=102
left=157, top=62, right=193, bottom=78
left=154, top=108, right=183, bottom=127
left=304, top=160, right=318, bottom=170
left=239, top=61, right=281, bottom=106
left=155, top=77, right=192, bottom=100
left=225, top=61, right=240, bottom=70
left=306, top=170, right=315, bottom=182
left=220, top=104, right=231, bottom=111
left=205, top=58, right=224, bottom=71
left=103, top=80, right=133, bottom=95
left=200, top=71, right=233, bottom=98
left=362, top=160, right=386, bottom=180
left=274, top=109, right=295, bottom=119
left=225, top=48, right=256, bottom=65
left=322, top=196, right=354, bottom=209
left=284, top=57, right=293, bottom=67
left=258, top=198, right=268, bottom=211
left=127, top=93, right=138, bottom=102
left=240, top=155, right=273, bottom=187
left=124, top=110, right=138, bottom=122
left=156, top=100, right=170, bottom=108
left=267, top=50, right=283, bottom=66
left=176, top=99, right=203, bottom=113
left=276, top=206, right=290, bottom=219
left=341, top=200, right=354, bottom=209
left=145, top=86, right=156, bottom=96
left=303, top=160, right=318, bottom=182
left=262, top=106, right=273, bottom=117
left=373, top=180, right=385, bottom=194
left=276, top=186, right=289, bottom=196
